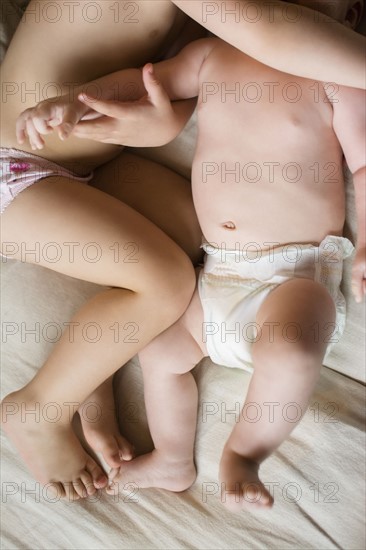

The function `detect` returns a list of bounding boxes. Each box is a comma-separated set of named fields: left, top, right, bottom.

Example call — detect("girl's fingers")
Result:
left=58, top=122, right=74, bottom=140
left=73, top=116, right=117, bottom=140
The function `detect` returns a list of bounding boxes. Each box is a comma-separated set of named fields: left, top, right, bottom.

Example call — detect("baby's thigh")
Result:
left=254, top=278, right=336, bottom=364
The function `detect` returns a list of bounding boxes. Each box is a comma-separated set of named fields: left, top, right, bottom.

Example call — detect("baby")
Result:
left=14, top=0, right=365, bottom=510
left=111, top=0, right=365, bottom=511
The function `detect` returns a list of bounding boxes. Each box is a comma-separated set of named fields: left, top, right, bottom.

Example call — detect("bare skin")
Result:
left=1, top=0, right=201, bottom=499
left=71, top=1, right=366, bottom=144
left=107, top=6, right=365, bottom=509
left=79, top=151, right=203, bottom=472
left=78, top=377, right=134, bottom=470
left=2, top=0, right=364, bottom=504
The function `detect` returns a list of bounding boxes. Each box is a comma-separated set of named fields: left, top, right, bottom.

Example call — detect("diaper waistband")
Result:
left=202, top=236, right=354, bottom=284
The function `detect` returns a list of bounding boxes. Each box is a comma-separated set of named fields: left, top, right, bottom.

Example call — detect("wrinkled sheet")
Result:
left=1, top=2, right=366, bottom=548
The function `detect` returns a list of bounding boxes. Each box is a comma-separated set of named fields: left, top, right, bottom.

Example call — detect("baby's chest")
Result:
left=198, top=49, right=333, bottom=134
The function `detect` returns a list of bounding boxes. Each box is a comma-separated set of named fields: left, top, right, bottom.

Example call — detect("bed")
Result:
left=1, top=2, right=365, bottom=548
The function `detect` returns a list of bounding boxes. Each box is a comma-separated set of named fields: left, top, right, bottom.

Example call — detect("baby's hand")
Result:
left=73, top=64, right=185, bottom=146
left=352, top=244, right=366, bottom=304
left=16, top=94, right=92, bottom=150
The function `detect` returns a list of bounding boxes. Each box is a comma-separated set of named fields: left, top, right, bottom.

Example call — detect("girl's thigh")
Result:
left=1, top=0, right=186, bottom=167
left=0, top=175, right=191, bottom=292
left=1, top=1, right=201, bottom=271
left=91, top=151, right=203, bottom=264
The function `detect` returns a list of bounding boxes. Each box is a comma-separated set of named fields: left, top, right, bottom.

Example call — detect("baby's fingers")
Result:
left=26, top=118, right=45, bottom=150
left=33, top=116, right=58, bottom=136
left=56, top=105, right=83, bottom=140
left=15, top=111, right=31, bottom=145
left=142, top=63, right=170, bottom=108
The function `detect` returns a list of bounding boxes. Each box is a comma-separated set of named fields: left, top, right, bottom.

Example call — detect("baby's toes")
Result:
left=99, top=434, right=135, bottom=468
left=242, top=482, right=273, bottom=510
left=105, top=468, right=120, bottom=496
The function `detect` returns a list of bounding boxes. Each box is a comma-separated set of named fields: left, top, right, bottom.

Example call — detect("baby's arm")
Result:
left=73, top=64, right=198, bottom=146
left=72, top=38, right=214, bottom=144
left=16, top=68, right=157, bottom=149
left=172, top=0, right=365, bottom=89
left=331, top=86, right=366, bottom=302
left=16, top=39, right=210, bottom=150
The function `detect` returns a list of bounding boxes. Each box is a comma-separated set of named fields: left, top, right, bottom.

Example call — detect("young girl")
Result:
left=1, top=0, right=365, bottom=501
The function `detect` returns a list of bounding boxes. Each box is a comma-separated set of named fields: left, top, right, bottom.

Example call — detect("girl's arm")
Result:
left=171, top=0, right=366, bottom=89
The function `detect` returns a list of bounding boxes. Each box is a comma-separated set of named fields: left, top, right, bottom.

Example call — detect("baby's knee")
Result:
left=252, top=330, right=325, bottom=372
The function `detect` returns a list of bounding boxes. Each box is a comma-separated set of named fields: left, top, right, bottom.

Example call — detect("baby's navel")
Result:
left=222, top=221, right=236, bottom=230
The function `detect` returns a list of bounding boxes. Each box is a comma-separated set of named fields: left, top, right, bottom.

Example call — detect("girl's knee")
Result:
left=139, top=247, right=195, bottom=323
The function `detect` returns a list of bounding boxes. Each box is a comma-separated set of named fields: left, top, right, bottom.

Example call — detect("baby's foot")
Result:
left=1, top=390, right=108, bottom=500
left=79, top=381, right=134, bottom=470
left=219, top=447, right=273, bottom=512
left=106, top=450, right=196, bottom=494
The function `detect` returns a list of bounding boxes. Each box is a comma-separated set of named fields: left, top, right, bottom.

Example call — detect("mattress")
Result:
left=1, top=2, right=365, bottom=548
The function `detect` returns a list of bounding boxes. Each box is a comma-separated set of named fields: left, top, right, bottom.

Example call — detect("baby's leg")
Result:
left=109, top=285, right=205, bottom=492
left=220, top=278, right=336, bottom=512
left=78, top=151, right=202, bottom=467
left=1, top=177, right=195, bottom=500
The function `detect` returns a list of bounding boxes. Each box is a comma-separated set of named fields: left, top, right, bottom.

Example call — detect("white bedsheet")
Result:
left=1, top=259, right=365, bottom=548
left=1, top=2, right=366, bottom=548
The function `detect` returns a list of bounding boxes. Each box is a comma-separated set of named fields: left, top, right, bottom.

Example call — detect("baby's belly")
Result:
left=192, top=162, right=345, bottom=249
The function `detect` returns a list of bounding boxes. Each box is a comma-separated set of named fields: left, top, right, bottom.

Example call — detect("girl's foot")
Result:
left=79, top=379, right=134, bottom=469
left=1, top=389, right=108, bottom=500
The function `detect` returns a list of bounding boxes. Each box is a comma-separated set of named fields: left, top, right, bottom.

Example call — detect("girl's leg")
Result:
left=1, top=0, right=199, bottom=497
left=78, top=151, right=203, bottom=467
left=0, top=176, right=195, bottom=500
left=90, top=150, right=203, bottom=265
left=219, top=279, right=336, bottom=512
left=110, top=286, right=205, bottom=492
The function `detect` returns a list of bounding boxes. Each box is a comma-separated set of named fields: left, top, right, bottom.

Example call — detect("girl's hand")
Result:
left=73, top=64, right=189, bottom=146
left=16, top=95, right=93, bottom=150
